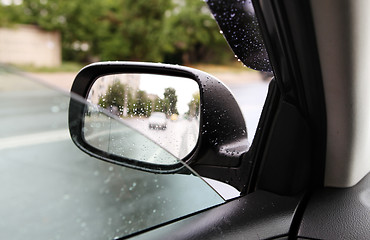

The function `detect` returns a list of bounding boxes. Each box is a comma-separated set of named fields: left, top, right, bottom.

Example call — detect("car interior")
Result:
left=0, top=0, right=369, bottom=239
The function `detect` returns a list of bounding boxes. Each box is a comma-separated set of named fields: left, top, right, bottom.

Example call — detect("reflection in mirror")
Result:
left=84, top=73, right=200, bottom=166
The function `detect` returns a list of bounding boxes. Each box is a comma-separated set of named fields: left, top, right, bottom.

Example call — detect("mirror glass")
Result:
left=84, top=73, right=200, bottom=166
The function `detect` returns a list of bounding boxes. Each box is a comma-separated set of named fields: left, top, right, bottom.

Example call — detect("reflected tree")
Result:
left=98, top=80, right=126, bottom=114
left=187, top=92, right=200, bottom=118
left=154, top=97, right=165, bottom=113
left=98, top=82, right=181, bottom=118
left=163, top=87, right=178, bottom=116
left=131, top=90, right=152, bottom=117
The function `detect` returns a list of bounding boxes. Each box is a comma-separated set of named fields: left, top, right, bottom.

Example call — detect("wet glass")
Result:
left=85, top=73, right=200, bottom=164
left=0, top=67, right=223, bottom=240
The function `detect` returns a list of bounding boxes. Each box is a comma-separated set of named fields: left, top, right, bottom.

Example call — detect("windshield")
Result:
left=0, top=66, right=224, bottom=239
left=0, top=0, right=273, bottom=237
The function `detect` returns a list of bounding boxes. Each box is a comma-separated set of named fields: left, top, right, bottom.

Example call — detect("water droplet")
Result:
left=51, top=105, right=60, bottom=113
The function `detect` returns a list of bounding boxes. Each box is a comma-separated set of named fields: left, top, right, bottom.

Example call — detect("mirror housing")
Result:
left=69, top=62, right=249, bottom=188
left=207, top=0, right=272, bottom=72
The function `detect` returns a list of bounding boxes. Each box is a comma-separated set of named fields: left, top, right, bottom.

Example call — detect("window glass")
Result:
left=0, top=0, right=274, bottom=235
left=0, top=0, right=272, bottom=143
left=0, top=67, right=223, bottom=240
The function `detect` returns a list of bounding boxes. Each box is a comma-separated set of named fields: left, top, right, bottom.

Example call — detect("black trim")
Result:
left=124, top=190, right=302, bottom=240
left=254, top=0, right=327, bottom=190
left=243, top=78, right=281, bottom=194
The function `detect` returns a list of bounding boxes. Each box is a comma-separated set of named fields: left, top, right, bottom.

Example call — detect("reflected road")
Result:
left=84, top=115, right=199, bottom=161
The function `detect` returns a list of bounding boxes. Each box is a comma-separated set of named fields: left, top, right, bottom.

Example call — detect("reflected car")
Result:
left=148, top=112, right=167, bottom=130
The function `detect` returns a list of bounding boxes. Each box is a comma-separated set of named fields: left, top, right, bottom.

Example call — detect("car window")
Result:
left=0, top=0, right=271, bottom=143
left=0, top=66, right=224, bottom=240
left=0, top=0, right=273, bottom=237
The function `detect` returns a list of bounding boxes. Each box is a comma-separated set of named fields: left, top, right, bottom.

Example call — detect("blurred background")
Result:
left=0, top=1, right=273, bottom=238
left=0, top=0, right=271, bottom=139
left=0, top=0, right=237, bottom=67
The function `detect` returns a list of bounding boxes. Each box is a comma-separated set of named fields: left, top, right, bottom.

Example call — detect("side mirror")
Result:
left=69, top=62, right=249, bottom=188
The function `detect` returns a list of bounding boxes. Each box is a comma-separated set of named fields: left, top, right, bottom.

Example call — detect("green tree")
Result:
left=163, top=87, right=178, bottom=115
left=97, top=0, right=175, bottom=62
left=132, top=90, right=151, bottom=117
left=0, top=3, right=24, bottom=27
left=187, top=92, right=200, bottom=117
left=153, top=97, right=165, bottom=113
left=164, top=0, right=231, bottom=64
left=1, top=0, right=234, bottom=64
left=98, top=80, right=126, bottom=114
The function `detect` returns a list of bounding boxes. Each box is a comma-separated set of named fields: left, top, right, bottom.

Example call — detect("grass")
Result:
left=14, top=60, right=253, bottom=74
left=14, top=62, right=85, bottom=73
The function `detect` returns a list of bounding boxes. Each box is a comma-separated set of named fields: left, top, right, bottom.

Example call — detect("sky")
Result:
left=139, top=74, right=199, bottom=115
